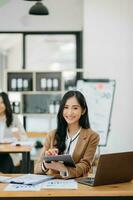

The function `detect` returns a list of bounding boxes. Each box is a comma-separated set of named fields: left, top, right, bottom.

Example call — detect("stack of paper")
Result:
left=0, top=174, right=78, bottom=191
left=9, top=174, right=54, bottom=185
left=0, top=174, right=54, bottom=185
left=41, top=179, right=78, bottom=189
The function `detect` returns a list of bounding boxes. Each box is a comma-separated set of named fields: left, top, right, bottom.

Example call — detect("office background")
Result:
left=0, top=0, right=132, bottom=154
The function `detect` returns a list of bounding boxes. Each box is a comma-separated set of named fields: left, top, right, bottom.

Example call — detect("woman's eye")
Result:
left=73, top=107, right=78, bottom=110
left=64, top=106, right=68, bottom=109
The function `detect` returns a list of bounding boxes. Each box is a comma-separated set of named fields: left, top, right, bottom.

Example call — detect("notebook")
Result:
left=77, top=151, right=133, bottom=186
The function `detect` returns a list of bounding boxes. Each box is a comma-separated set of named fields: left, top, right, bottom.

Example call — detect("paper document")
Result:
left=41, top=179, right=78, bottom=189
left=0, top=174, right=54, bottom=185
left=9, top=174, right=54, bottom=185
left=11, top=140, right=35, bottom=146
left=5, top=183, right=41, bottom=191
left=0, top=137, right=17, bottom=144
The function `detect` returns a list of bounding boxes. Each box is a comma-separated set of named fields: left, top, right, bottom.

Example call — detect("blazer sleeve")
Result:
left=34, top=130, right=55, bottom=174
left=65, top=131, right=100, bottom=179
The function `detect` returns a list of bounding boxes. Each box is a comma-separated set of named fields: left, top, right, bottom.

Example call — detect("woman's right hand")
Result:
left=43, top=148, right=59, bottom=171
left=45, top=148, right=59, bottom=156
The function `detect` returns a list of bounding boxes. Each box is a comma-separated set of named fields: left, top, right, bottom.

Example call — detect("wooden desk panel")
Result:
left=0, top=175, right=133, bottom=199
left=0, top=144, right=32, bottom=153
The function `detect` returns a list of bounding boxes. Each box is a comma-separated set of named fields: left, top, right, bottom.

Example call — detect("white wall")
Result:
left=84, top=0, right=133, bottom=153
left=0, top=0, right=83, bottom=31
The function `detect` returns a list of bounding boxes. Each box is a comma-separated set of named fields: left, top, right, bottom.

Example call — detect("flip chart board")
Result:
left=77, top=79, right=116, bottom=146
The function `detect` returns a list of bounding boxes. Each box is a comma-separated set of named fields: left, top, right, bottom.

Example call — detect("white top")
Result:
left=0, top=121, right=5, bottom=141
left=64, top=127, right=81, bottom=155
left=0, top=114, right=27, bottom=165
left=0, top=114, right=27, bottom=141
left=60, top=127, right=81, bottom=178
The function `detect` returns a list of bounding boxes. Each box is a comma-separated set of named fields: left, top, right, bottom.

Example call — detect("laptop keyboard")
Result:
left=84, top=177, right=94, bottom=183
left=78, top=177, right=94, bottom=185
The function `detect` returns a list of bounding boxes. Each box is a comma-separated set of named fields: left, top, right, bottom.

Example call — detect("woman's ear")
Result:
left=82, top=109, right=86, bottom=115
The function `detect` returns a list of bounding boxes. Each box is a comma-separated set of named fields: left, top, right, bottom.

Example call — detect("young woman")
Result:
left=35, top=90, right=99, bottom=179
left=0, top=92, right=27, bottom=173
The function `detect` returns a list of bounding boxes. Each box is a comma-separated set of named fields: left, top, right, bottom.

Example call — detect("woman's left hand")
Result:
left=44, top=161, right=67, bottom=173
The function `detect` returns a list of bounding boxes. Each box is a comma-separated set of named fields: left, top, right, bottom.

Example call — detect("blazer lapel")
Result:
left=72, top=129, right=88, bottom=163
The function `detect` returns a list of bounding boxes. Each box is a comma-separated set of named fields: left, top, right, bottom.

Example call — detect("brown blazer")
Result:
left=34, top=128, right=99, bottom=179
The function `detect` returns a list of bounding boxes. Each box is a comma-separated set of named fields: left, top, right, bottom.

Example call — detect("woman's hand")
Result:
left=12, top=128, right=21, bottom=141
left=45, top=148, right=58, bottom=156
left=12, top=131, right=21, bottom=141
left=44, top=161, right=67, bottom=173
left=42, top=148, right=59, bottom=171
left=43, top=148, right=67, bottom=173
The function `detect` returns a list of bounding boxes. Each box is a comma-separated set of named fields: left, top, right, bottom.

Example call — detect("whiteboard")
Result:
left=77, top=79, right=116, bottom=146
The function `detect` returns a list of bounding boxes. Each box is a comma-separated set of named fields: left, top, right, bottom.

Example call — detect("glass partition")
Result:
left=25, top=33, right=77, bottom=70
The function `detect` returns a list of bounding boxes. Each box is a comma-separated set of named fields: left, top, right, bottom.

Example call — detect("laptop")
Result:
left=77, top=151, right=133, bottom=186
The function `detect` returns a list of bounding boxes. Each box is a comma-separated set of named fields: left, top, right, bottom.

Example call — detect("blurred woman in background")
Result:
left=0, top=92, right=27, bottom=173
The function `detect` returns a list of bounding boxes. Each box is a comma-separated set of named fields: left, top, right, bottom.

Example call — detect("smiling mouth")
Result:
left=65, top=117, right=75, bottom=120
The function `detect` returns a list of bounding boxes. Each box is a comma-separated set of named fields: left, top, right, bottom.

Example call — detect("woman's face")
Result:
left=63, top=96, right=84, bottom=126
left=0, top=97, right=6, bottom=115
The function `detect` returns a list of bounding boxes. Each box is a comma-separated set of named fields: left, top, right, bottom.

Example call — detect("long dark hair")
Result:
left=0, top=92, right=13, bottom=127
left=55, top=90, right=90, bottom=154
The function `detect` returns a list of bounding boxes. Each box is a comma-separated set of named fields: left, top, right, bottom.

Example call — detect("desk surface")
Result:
left=0, top=175, right=133, bottom=198
left=0, top=144, right=32, bottom=153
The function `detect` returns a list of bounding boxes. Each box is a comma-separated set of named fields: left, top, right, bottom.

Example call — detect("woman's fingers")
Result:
left=45, top=148, right=59, bottom=156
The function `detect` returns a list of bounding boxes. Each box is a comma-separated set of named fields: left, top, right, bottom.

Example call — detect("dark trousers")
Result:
left=0, top=153, right=14, bottom=173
